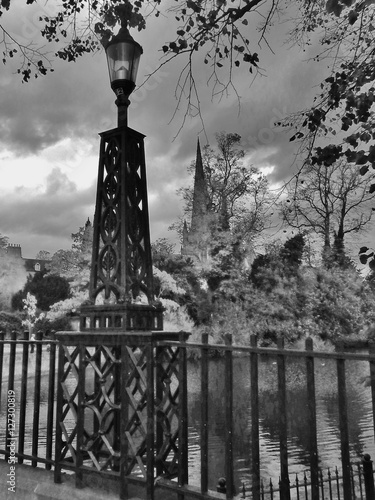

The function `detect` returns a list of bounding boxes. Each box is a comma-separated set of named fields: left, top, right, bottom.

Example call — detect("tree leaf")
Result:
left=360, top=165, right=369, bottom=175
left=359, top=254, right=369, bottom=264
left=359, top=247, right=369, bottom=253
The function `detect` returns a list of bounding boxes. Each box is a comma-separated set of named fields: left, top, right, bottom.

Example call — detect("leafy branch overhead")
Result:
left=0, top=0, right=267, bottom=81
left=0, top=1, right=358, bottom=84
left=284, top=0, right=375, bottom=192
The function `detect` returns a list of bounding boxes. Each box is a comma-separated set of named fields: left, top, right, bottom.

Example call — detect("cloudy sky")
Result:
left=0, top=1, right=372, bottom=260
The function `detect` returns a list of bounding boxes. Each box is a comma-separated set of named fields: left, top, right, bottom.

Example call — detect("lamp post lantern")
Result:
left=104, top=21, right=143, bottom=127
left=79, top=21, right=164, bottom=332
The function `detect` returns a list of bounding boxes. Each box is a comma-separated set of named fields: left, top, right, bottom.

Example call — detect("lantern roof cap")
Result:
left=103, top=23, right=143, bottom=54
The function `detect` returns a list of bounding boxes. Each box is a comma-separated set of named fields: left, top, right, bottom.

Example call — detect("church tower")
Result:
left=181, top=139, right=212, bottom=265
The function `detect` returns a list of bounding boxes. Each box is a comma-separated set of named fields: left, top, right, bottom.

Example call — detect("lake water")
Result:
left=1, top=352, right=374, bottom=494
left=186, top=355, right=375, bottom=492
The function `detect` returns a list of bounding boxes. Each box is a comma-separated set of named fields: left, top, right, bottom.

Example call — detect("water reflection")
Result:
left=187, top=355, right=375, bottom=490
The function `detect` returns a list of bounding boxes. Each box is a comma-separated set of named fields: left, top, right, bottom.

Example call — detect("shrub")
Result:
left=0, top=311, right=23, bottom=337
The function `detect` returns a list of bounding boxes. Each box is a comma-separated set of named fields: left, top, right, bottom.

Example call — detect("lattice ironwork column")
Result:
left=80, top=125, right=163, bottom=332
left=54, top=332, right=190, bottom=500
left=54, top=335, right=123, bottom=486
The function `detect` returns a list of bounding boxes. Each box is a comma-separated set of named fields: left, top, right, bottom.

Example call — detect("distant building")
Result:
left=81, top=218, right=94, bottom=254
left=5, top=244, right=50, bottom=275
left=0, top=244, right=51, bottom=309
left=181, top=140, right=213, bottom=266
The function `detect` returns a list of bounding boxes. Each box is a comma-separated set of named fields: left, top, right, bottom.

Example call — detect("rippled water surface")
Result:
left=186, top=355, right=375, bottom=490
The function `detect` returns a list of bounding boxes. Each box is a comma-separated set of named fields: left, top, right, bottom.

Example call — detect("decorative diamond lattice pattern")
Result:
left=90, top=129, right=153, bottom=304
left=57, top=342, right=183, bottom=481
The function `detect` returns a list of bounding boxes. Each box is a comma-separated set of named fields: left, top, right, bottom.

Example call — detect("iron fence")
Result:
left=0, top=330, right=374, bottom=500
left=236, top=460, right=372, bottom=500
left=156, top=334, right=375, bottom=500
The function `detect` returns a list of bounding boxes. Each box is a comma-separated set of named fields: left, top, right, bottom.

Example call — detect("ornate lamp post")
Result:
left=55, top=16, right=189, bottom=500
left=79, top=19, right=163, bottom=332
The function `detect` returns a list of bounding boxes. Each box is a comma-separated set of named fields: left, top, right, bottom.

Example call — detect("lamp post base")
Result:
left=79, top=302, right=164, bottom=332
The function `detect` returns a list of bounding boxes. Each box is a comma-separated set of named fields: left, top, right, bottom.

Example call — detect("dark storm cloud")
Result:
left=0, top=56, right=113, bottom=156
left=0, top=168, right=95, bottom=240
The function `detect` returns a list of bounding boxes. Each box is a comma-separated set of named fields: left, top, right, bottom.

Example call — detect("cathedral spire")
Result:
left=190, top=138, right=209, bottom=232
left=181, top=138, right=212, bottom=265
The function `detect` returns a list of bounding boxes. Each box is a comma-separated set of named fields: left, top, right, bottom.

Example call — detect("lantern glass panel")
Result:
left=106, top=42, right=141, bottom=85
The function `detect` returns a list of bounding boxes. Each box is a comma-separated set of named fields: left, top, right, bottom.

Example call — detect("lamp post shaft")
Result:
left=114, top=86, right=133, bottom=128
left=116, top=96, right=130, bottom=128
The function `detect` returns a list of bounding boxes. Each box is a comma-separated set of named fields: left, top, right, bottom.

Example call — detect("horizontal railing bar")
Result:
left=156, top=340, right=375, bottom=361
left=0, top=340, right=59, bottom=345
left=1, top=338, right=372, bottom=361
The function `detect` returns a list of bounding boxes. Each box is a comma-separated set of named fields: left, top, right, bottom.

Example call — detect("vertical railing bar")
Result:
left=250, top=334, right=260, bottom=500
left=319, top=468, right=332, bottom=500
left=93, top=345, right=101, bottom=458
left=304, top=471, right=309, bottom=500
left=277, top=337, right=290, bottom=500
left=146, top=341, right=155, bottom=500
left=362, top=454, right=375, bottom=500
left=335, top=466, right=341, bottom=500
left=356, top=462, right=363, bottom=500
left=295, top=474, right=306, bottom=500
left=305, top=337, right=319, bottom=500
left=350, top=464, right=355, bottom=499
left=0, top=331, right=4, bottom=464
left=18, top=330, right=29, bottom=463
left=45, top=333, right=57, bottom=469
left=178, top=332, right=189, bottom=498
left=54, top=342, right=65, bottom=484
left=328, top=468, right=332, bottom=500
left=155, top=343, right=164, bottom=478
left=0, top=331, right=5, bottom=414
left=75, top=344, right=85, bottom=488
left=225, top=333, right=234, bottom=499
left=5, top=330, right=17, bottom=462
left=120, top=342, right=129, bottom=500
left=368, top=342, right=375, bottom=449
left=31, top=331, right=43, bottom=467
left=336, top=343, right=352, bottom=500
left=201, top=332, right=209, bottom=494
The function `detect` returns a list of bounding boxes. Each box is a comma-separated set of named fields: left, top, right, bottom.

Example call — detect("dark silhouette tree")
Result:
left=281, top=160, right=375, bottom=262
left=12, top=270, right=70, bottom=311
